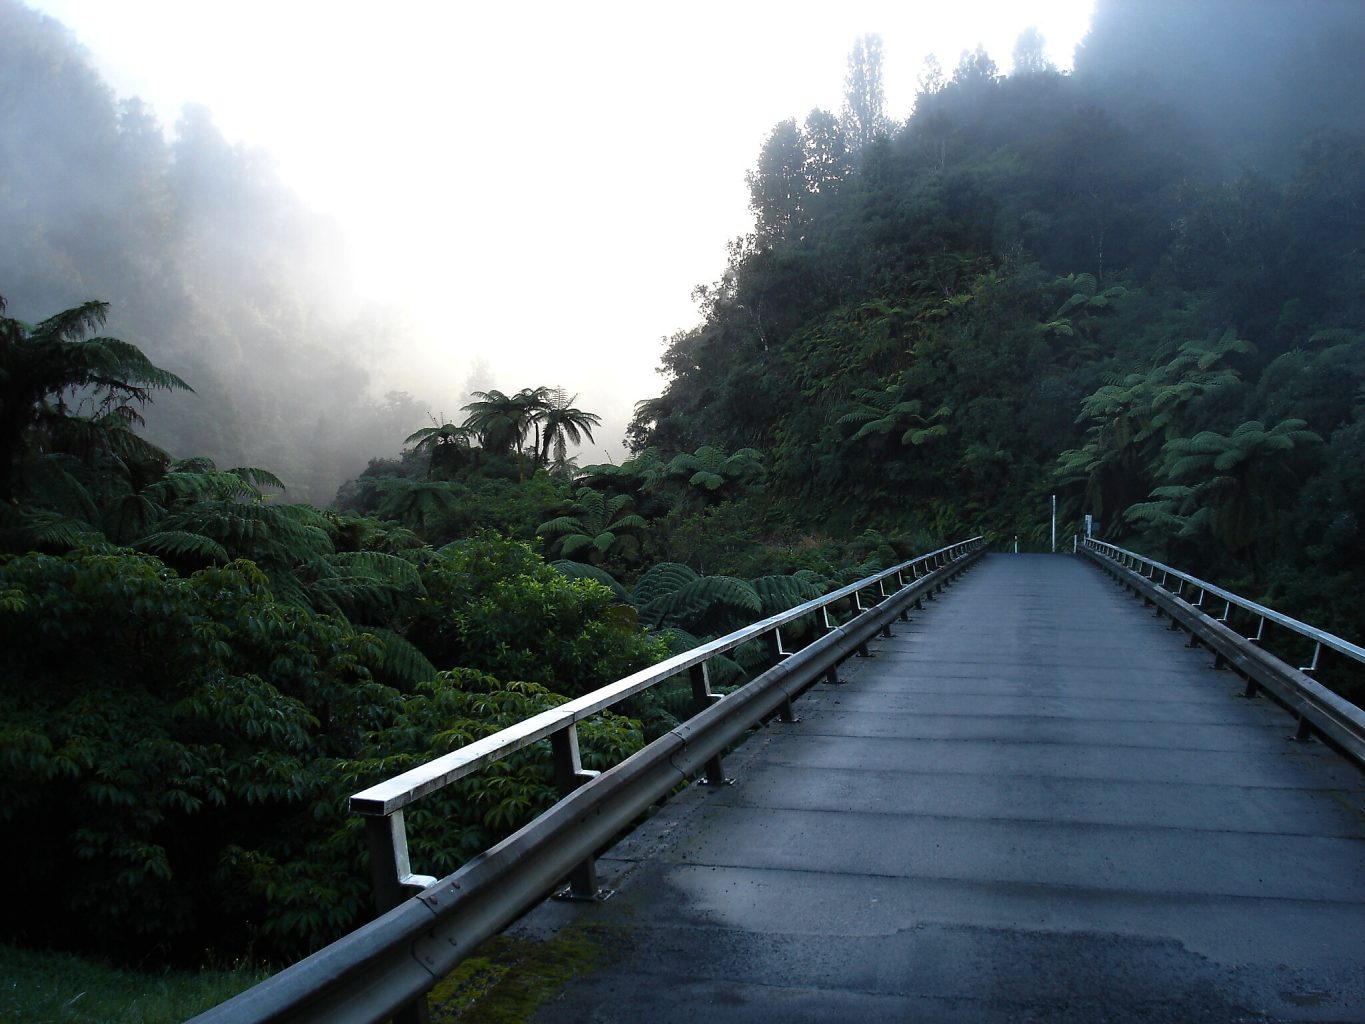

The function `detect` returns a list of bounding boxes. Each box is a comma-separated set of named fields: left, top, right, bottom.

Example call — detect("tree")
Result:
left=404, top=420, right=477, bottom=476
left=917, top=54, right=945, bottom=96
left=836, top=386, right=950, bottom=447
left=536, top=486, right=648, bottom=563
left=802, top=109, right=851, bottom=195
left=842, top=34, right=889, bottom=152
left=1011, top=26, right=1055, bottom=76
left=1058, top=330, right=1254, bottom=525
left=1127, top=419, right=1322, bottom=571
left=747, top=119, right=810, bottom=241
left=952, top=45, right=999, bottom=89
left=0, top=297, right=190, bottom=503
left=665, top=446, right=766, bottom=506
left=460, top=389, right=532, bottom=456
left=536, top=390, right=601, bottom=470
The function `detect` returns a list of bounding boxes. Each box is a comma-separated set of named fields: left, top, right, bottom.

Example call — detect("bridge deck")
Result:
left=505, top=554, right=1365, bottom=1022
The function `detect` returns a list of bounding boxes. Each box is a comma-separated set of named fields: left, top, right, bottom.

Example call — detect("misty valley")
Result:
left=3, top=0, right=1365, bottom=1020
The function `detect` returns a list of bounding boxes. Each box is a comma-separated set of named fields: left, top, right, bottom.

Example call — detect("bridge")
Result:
left=195, top=541, right=1365, bottom=1023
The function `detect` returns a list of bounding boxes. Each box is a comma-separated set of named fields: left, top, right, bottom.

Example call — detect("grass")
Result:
left=426, top=926, right=603, bottom=1024
left=0, top=943, right=268, bottom=1023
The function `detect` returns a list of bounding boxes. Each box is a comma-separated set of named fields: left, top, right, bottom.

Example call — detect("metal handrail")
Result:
left=1084, top=538, right=1365, bottom=673
left=353, top=538, right=984, bottom=913
left=352, top=537, right=979, bottom=817
left=190, top=537, right=986, bottom=1024
left=1082, top=537, right=1365, bottom=769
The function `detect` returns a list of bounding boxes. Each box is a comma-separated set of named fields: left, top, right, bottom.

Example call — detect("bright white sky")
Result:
left=29, top=0, right=1094, bottom=458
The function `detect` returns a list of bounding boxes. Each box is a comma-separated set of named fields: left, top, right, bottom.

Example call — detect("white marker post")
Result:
left=1051, top=494, right=1057, bottom=553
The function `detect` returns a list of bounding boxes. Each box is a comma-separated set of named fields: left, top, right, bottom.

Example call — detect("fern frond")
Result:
left=640, top=575, right=762, bottom=630
left=134, top=530, right=230, bottom=563
left=630, top=562, right=700, bottom=608
left=751, top=574, right=825, bottom=617
left=362, top=627, right=439, bottom=687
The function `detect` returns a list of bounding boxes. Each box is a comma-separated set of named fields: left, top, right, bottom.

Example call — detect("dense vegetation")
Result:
left=632, top=0, right=1365, bottom=648
left=0, top=296, right=881, bottom=966
left=2, top=0, right=1363, bottom=998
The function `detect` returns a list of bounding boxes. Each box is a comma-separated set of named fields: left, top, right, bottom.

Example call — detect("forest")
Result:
left=2, top=0, right=1364, bottom=1013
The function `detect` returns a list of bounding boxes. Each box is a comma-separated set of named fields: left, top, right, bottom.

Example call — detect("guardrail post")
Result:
left=876, top=579, right=894, bottom=636
left=1300, top=642, right=1322, bottom=675
left=364, top=810, right=419, bottom=917
left=759, top=629, right=799, bottom=722
left=550, top=725, right=606, bottom=899
left=689, top=664, right=729, bottom=784
left=766, top=626, right=792, bottom=665
left=362, top=811, right=432, bottom=1024
left=819, top=608, right=842, bottom=684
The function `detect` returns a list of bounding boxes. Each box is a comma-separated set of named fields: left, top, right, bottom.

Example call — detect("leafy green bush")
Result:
left=410, top=533, right=666, bottom=696
left=0, top=546, right=389, bottom=959
left=0, top=542, right=653, bottom=964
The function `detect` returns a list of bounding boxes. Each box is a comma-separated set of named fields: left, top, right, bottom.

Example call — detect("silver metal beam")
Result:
left=188, top=542, right=985, bottom=1024
left=1081, top=542, right=1365, bottom=765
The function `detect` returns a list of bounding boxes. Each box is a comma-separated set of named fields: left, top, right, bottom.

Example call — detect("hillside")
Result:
left=632, top=0, right=1365, bottom=636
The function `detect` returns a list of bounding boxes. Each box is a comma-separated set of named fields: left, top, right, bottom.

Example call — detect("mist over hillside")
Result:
left=631, top=0, right=1365, bottom=639
left=1076, top=0, right=1365, bottom=176
left=0, top=0, right=425, bottom=502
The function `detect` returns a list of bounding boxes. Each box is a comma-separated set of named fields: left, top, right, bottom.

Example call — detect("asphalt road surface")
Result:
left=514, top=554, right=1365, bottom=1023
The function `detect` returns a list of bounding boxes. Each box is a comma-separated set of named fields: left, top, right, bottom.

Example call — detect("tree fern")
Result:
left=0, top=507, right=101, bottom=551
left=134, top=529, right=231, bottom=563
left=630, top=562, right=700, bottom=608
left=359, top=627, right=439, bottom=688
left=750, top=573, right=826, bottom=617
left=536, top=488, right=647, bottom=563
left=638, top=575, right=762, bottom=631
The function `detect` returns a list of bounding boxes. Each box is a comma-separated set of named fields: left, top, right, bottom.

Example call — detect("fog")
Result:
left=4, top=0, right=1096, bottom=501
left=1076, top=0, right=1365, bottom=177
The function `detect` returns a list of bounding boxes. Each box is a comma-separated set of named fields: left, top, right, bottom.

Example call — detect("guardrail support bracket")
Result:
left=551, top=727, right=607, bottom=899
left=690, top=664, right=730, bottom=785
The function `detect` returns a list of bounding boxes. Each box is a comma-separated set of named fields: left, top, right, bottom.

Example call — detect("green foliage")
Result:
left=404, top=421, right=477, bottom=476
left=664, top=446, right=766, bottom=506
left=410, top=533, right=665, bottom=697
left=536, top=487, right=647, bottom=564
left=0, top=296, right=189, bottom=505
left=0, top=546, right=390, bottom=960
left=0, top=533, right=662, bottom=965
left=426, top=928, right=602, bottom=1024
left=1126, top=418, right=1322, bottom=562
left=635, top=571, right=762, bottom=632
left=453, top=386, right=600, bottom=479
left=550, top=559, right=631, bottom=602
left=836, top=386, right=951, bottom=446
left=7, top=4, right=1365, bottom=983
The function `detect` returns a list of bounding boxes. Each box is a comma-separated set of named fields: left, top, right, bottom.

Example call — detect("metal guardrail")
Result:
left=1082, top=538, right=1365, bottom=763
left=191, top=537, right=985, bottom=1024
left=352, top=536, right=983, bottom=913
